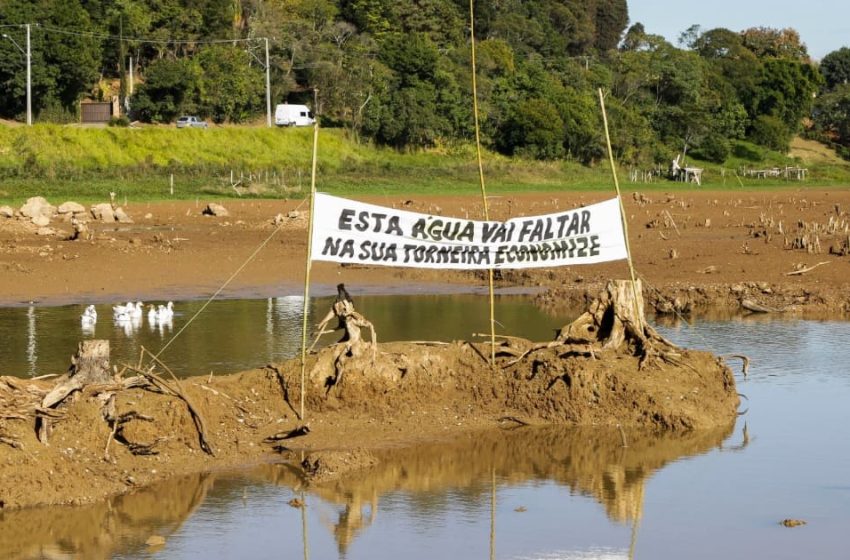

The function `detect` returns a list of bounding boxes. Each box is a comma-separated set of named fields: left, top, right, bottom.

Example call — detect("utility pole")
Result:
left=264, top=37, right=271, bottom=127
left=3, top=25, right=32, bottom=125
left=25, top=23, right=31, bottom=126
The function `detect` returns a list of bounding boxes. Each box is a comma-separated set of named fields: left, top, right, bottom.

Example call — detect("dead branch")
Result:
left=722, top=354, right=751, bottom=377
left=263, top=424, right=311, bottom=442
left=785, top=261, right=830, bottom=276
left=663, top=210, right=681, bottom=237
left=741, top=299, right=784, bottom=313
left=0, top=435, right=23, bottom=450
left=135, top=348, right=215, bottom=456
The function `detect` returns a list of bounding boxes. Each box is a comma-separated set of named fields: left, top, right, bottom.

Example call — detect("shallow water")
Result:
left=0, top=294, right=569, bottom=378
left=1, top=302, right=849, bottom=559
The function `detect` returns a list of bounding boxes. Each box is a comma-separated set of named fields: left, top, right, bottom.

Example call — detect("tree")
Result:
left=740, top=27, right=809, bottom=61
left=752, top=58, right=821, bottom=132
left=820, top=47, right=850, bottom=90
left=131, top=58, right=201, bottom=122
left=593, top=0, right=628, bottom=52
left=197, top=46, right=264, bottom=123
left=496, top=97, right=565, bottom=159
left=812, top=84, right=850, bottom=154
left=0, top=0, right=100, bottom=120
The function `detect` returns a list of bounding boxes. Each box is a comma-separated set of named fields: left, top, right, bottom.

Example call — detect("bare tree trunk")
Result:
left=39, top=340, right=113, bottom=442
left=555, top=280, right=677, bottom=368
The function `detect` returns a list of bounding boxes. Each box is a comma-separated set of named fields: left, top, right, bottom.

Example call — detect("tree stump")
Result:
left=39, top=340, right=113, bottom=442
left=310, top=284, right=377, bottom=388
left=555, top=280, right=678, bottom=368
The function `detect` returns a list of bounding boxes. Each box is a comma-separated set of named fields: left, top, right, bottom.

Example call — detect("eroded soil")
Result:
left=2, top=186, right=843, bottom=511
left=2, top=188, right=850, bottom=314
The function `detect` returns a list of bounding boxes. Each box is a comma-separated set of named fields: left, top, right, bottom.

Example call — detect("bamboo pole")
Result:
left=598, top=89, right=641, bottom=318
left=299, top=89, right=320, bottom=422
left=469, top=0, right=496, bottom=364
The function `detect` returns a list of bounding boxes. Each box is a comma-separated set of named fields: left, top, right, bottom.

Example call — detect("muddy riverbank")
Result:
left=0, top=282, right=739, bottom=511
left=2, top=189, right=850, bottom=315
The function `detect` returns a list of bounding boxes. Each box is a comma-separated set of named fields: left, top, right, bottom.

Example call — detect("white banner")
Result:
left=310, top=193, right=627, bottom=270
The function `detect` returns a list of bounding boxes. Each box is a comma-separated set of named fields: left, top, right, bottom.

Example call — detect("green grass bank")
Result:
left=1, top=124, right=849, bottom=204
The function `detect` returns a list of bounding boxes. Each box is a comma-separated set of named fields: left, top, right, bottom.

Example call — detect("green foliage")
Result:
left=496, top=97, right=565, bottom=159
left=0, top=0, right=100, bottom=118
left=691, top=134, right=730, bottom=163
left=811, top=84, right=850, bottom=157
left=109, top=115, right=130, bottom=127
left=131, top=58, right=201, bottom=123
left=731, top=141, right=766, bottom=162
left=752, top=59, right=822, bottom=132
left=749, top=115, right=793, bottom=152
left=0, top=1, right=834, bottom=170
left=820, top=47, right=850, bottom=90
left=197, top=46, right=264, bottom=123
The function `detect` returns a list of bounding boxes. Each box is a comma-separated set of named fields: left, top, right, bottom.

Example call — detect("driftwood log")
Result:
left=311, top=284, right=376, bottom=357
left=310, top=284, right=377, bottom=388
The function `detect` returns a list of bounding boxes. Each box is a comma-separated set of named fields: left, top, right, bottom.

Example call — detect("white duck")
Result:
left=131, top=301, right=144, bottom=319
left=112, top=301, right=134, bottom=317
left=155, top=301, right=174, bottom=321
left=147, top=304, right=158, bottom=324
left=80, top=305, right=97, bottom=325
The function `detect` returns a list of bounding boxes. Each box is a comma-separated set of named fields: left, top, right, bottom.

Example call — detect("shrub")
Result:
left=748, top=115, right=793, bottom=152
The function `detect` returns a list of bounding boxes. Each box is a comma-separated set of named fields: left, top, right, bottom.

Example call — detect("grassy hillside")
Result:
left=1, top=125, right=849, bottom=204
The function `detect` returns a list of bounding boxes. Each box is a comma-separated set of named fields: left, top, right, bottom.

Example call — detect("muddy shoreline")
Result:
left=1, top=280, right=739, bottom=511
left=3, top=189, right=850, bottom=316
left=1, top=187, right=845, bottom=512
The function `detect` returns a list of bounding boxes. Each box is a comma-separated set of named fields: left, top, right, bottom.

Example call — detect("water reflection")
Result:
left=0, top=295, right=569, bottom=378
left=0, top=426, right=732, bottom=559
left=0, top=472, right=214, bottom=560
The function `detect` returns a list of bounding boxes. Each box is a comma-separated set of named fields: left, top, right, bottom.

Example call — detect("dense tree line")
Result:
left=0, top=0, right=845, bottom=164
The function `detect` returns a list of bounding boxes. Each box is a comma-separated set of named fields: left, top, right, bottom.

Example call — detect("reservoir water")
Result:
left=0, top=296, right=848, bottom=559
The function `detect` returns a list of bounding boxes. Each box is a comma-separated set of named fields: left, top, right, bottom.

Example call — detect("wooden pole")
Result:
left=469, top=0, right=496, bottom=364
left=299, top=88, right=320, bottom=422
left=598, top=89, right=641, bottom=318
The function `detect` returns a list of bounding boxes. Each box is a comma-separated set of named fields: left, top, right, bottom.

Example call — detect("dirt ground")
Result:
left=2, top=185, right=845, bottom=512
left=0, top=303, right=739, bottom=510
left=2, top=188, right=850, bottom=314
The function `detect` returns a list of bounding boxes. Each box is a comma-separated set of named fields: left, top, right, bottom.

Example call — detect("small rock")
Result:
left=287, top=210, right=300, bottom=219
left=57, top=201, right=86, bottom=214
left=91, top=203, right=115, bottom=222
left=144, top=213, right=153, bottom=219
left=114, top=207, right=133, bottom=223
left=202, top=203, right=229, bottom=217
left=36, top=227, right=56, bottom=236
left=19, top=196, right=55, bottom=220
left=145, top=535, right=166, bottom=547
left=31, top=215, right=50, bottom=227
left=0, top=205, right=14, bottom=218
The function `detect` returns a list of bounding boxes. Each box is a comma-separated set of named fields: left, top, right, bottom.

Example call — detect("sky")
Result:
left=628, top=0, right=850, bottom=60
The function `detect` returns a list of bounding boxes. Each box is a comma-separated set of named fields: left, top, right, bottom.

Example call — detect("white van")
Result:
left=274, top=104, right=315, bottom=127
